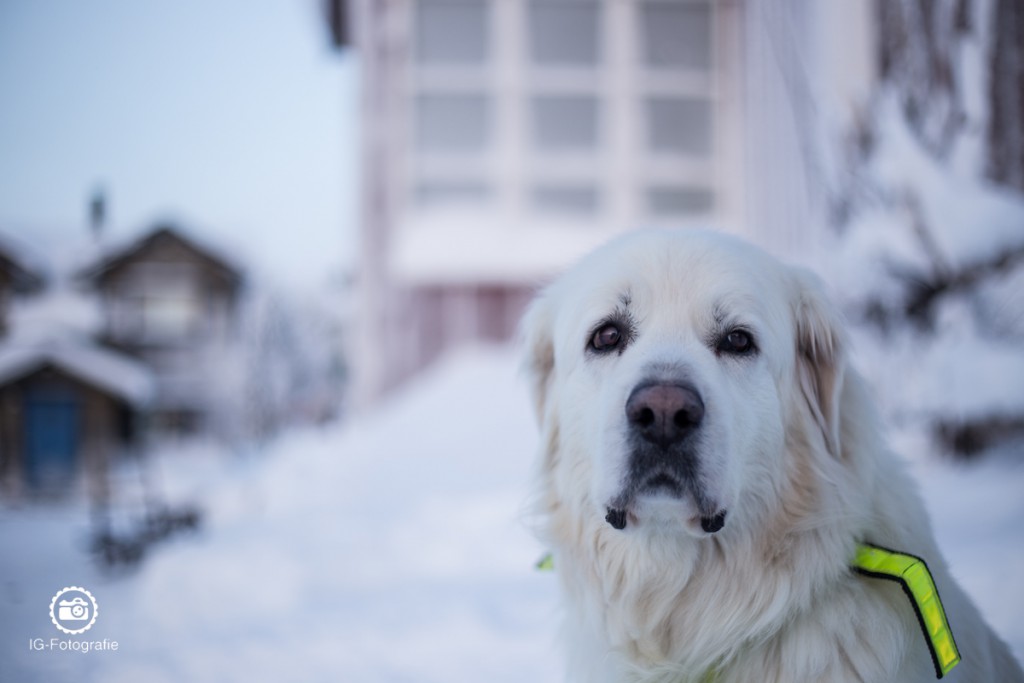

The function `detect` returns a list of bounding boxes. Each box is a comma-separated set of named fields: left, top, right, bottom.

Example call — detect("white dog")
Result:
left=522, top=229, right=1022, bottom=683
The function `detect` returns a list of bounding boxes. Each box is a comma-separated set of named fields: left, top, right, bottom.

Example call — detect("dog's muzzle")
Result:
left=606, top=381, right=726, bottom=533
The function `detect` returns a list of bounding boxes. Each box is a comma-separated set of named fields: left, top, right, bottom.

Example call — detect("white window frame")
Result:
left=406, top=0, right=499, bottom=216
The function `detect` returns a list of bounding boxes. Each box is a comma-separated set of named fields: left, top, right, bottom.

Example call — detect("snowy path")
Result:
left=2, top=347, right=1022, bottom=682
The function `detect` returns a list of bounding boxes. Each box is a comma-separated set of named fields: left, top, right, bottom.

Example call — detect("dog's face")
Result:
left=524, top=230, right=844, bottom=539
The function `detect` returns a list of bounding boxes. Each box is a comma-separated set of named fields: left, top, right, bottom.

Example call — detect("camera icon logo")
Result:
left=60, top=597, right=89, bottom=620
left=49, top=587, right=98, bottom=635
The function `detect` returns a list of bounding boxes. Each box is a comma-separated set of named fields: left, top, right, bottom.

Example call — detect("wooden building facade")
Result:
left=76, top=225, right=244, bottom=434
left=0, top=343, right=153, bottom=498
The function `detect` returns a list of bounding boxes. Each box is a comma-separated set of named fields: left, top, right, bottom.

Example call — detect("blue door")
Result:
left=24, top=386, right=79, bottom=491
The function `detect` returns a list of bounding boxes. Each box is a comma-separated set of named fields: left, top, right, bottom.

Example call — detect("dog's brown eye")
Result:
left=719, top=330, right=754, bottom=355
left=591, top=324, right=621, bottom=352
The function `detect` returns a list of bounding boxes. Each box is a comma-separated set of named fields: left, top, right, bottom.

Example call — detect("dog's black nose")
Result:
left=626, top=382, right=704, bottom=447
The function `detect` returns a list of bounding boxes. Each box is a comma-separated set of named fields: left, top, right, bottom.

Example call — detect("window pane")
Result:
left=640, top=1, right=711, bottom=69
left=646, top=97, right=711, bottom=156
left=528, top=1, right=600, bottom=66
left=532, top=95, right=599, bottom=150
left=648, top=186, right=714, bottom=216
left=532, top=184, right=599, bottom=215
left=144, top=295, right=198, bottom=341
left=416, top=181, right=492, bottom=206
left=416, top=1, right=489, bottom=64
left=416, top=94, right=490, bottom=152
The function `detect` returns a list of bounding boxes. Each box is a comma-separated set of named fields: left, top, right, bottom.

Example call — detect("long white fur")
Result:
left=521, top=229, right=1022, bottom=683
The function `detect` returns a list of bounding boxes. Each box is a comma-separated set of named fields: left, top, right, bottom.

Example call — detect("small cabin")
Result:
left=0, top=341, right=153, bottom=498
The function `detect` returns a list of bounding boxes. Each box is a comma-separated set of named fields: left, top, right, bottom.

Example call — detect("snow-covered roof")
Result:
left=0, top=232, right=46, bottom=292
left=75, top=222, right=245, bottom=287
left=0, top=338, right=155, bottom=406
left=7, top=287, right=104, bottom=342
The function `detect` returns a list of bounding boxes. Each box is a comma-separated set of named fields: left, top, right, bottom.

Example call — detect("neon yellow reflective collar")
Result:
left=536, top=543, right=961, bottom=679
left=853, top=543, right=961, bottom=678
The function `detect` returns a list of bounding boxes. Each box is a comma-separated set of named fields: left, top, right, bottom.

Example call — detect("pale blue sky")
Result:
left=0, top=0, right=356, bottom=289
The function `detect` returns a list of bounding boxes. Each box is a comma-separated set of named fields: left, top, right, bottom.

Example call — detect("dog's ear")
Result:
left=519, top=292, right=556, bottom=424
left=791, top=268, right=846, bottom=458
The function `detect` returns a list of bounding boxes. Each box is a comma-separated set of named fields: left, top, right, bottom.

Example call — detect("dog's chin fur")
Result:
left=522, top=229, right=1023, bottom=683
left=622, top=495, right=714, bottom=538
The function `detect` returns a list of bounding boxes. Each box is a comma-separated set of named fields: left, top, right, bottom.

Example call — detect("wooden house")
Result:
left=76, top=224, right=244, bottom=434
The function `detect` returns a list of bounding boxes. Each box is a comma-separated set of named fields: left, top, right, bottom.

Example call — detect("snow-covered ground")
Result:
left=1, top=346, right=1022, bottom=682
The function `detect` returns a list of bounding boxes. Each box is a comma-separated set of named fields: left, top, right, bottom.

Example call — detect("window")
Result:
left=110, top=264, right=203, bottom=343
left=532, top=95, right=600, bottom=151
left=640, top=1, right=712, bottom=70
left=646, top=97, right=711, bottom=157
left=415, top=1, right=489, bottom=64
left=647, top=186, right=714, bottom=216
left=532, top=184, right=599, bottom=216
left=143, top=292, right=199, bottom=341
left=416, top=181, right=492, bottom=207
left=528, top=1, right=601, bottom=66
left=637, top=2, right=718, bottom=222
left=416, top=94, right=491, bottom=152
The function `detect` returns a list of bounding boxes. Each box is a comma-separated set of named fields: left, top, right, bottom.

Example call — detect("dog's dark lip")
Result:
left=605, top=507, right=628, bottom=530
left=605, top=505, right=726, bottom=534
left=700, top=510, right=727, bottom=534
